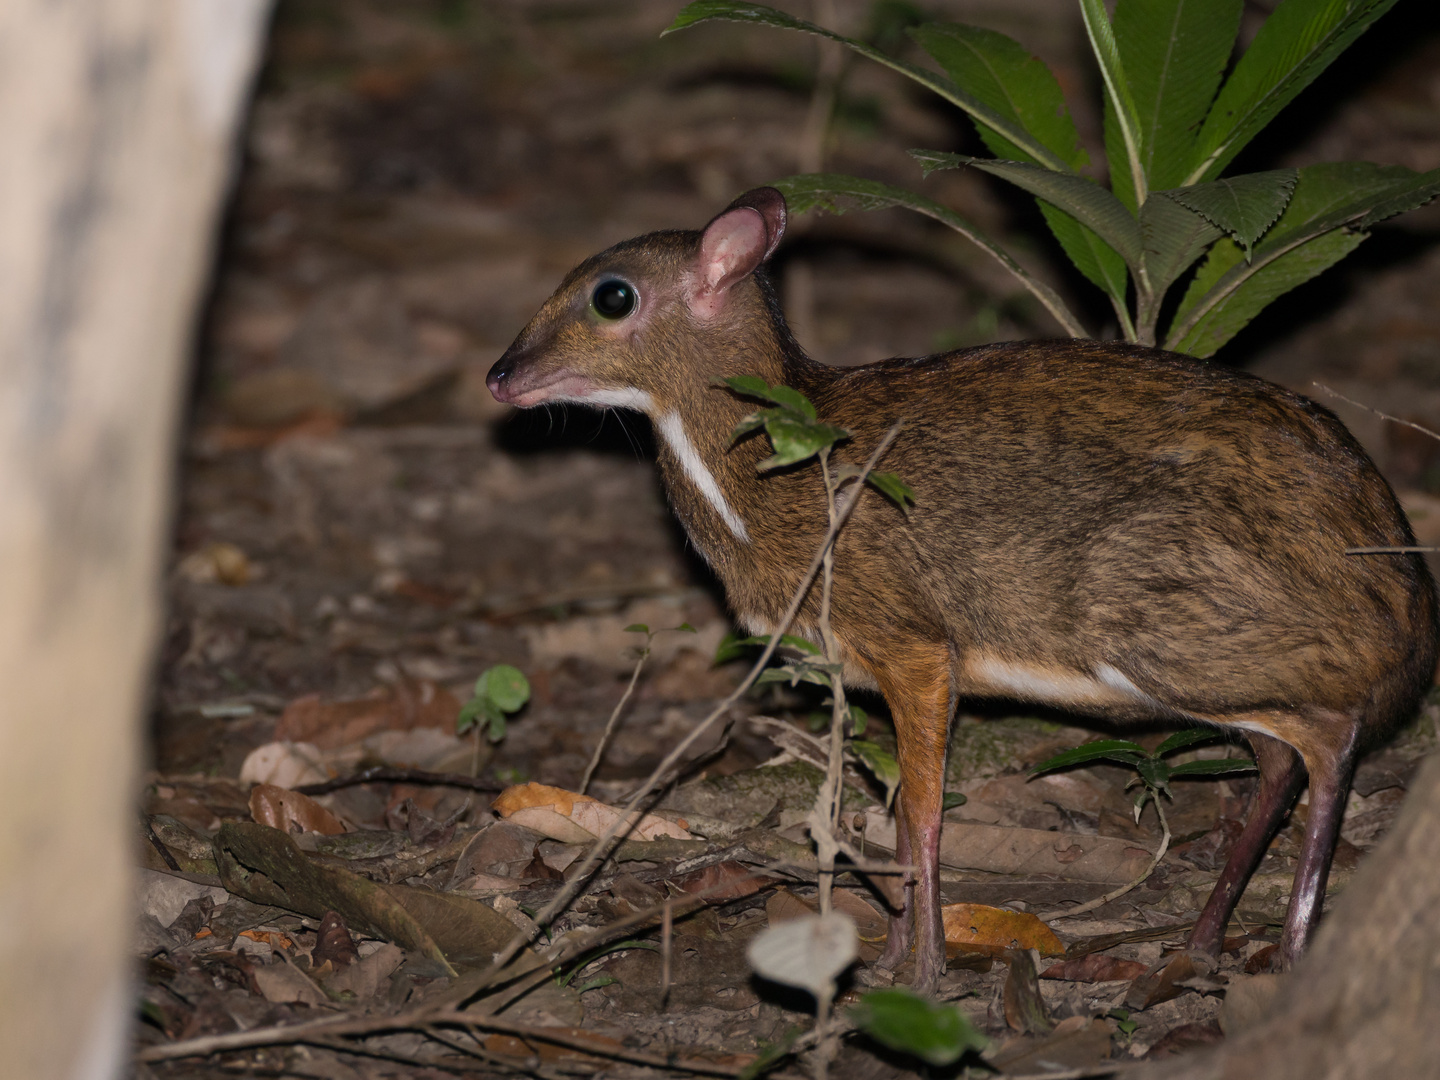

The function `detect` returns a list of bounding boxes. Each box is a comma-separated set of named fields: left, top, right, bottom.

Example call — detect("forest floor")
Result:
left=136, top=2, right=1440, bottom=1077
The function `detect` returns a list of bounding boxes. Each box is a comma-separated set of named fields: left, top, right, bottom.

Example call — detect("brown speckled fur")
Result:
left=490, top=189, right=1438, bottom=993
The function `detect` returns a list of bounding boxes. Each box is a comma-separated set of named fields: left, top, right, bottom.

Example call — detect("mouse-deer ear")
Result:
left=691, top=188, right=788, bottom=319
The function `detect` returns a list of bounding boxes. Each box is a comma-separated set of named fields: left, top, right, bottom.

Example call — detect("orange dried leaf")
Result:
left=492, top=782, right=595, bottom=818
left=941, top=903, right=1063, bottom=956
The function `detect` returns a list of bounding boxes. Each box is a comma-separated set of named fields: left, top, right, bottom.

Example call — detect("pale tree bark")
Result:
left=0, top=2, right=271, bottom=1077
left=1134, top=748, right=1440, bottom=1080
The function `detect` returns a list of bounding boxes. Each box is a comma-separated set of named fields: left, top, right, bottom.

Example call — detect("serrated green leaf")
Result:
left=1139, top=192, right=1224, bottom=295
left=675, top=623, right=697, bottom=634
left=1030, top=739, right=1148, bottom=774
left=476, top=664, right=530, bottom=713
left=779, top=634, right=823, bottom=655
left=1080, top=0, right=1146, bottom=208
left=1113, top=0, right=1243, bottom=194
left=849, top=988, right=987, bottom=1066
left=914, top=142, right=1129, bottom=302
left=774, top=172, right=1088, bottom=337
left=1169, top=757, right=1257, bottom=777
left=1155, top=727, right=1227, bottom=756
left=1167, top=162, right=1440, bottom=355
left=1040, top=203, right=1132, bottom=303
left=866, top=470, right=916, bottom=515
left=623, top=623, right=650, bottom=635
left=765, top=383, right=817, bottom=418
left=907, top=23, right=1087, bottom=170
left=920, top=155, right=1143, bottom=269
left=1185, top=0, right=1402, bottom=184
left=1164, top=169, right=1298, bottom=254
left=718, top=373, right=771, bottom=399
left=851, top=740, right=902, bottom=807
left=666, top=2, right=1071, bottom=171
left=757, top=417, right=850, bottom=470
left=1173, top=232, right=1363, bottom=356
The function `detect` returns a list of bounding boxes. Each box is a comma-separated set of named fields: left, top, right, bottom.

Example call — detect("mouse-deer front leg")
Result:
left=862, top=638, right=955, bottom=993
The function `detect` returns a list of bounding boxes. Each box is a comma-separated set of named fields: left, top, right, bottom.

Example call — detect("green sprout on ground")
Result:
left=457, top=664, right=530, bottom=776
left=1030, top=728, right=1257, bottom=918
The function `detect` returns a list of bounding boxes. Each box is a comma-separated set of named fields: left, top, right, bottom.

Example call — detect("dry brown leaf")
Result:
left=251, top=961, right=327, bottom=1005
left=248, top=783, right=346, bottom=835
left=312, top=910, right=359, bottom=968
left=671, top=860, right=764, bottom=901
left=1041, top=953, right=1148, bottom=982
left=275, top=678, right=460, bottom=750
left=326, top=943, right=405, bottom=1000
left=492, top=782, right=692, bottom=842
left=941, top=903, right=1064, bottom=956
left=987, top=1016, right=1113, bottom=1072
left=865, top=811, right=1153, bottom=883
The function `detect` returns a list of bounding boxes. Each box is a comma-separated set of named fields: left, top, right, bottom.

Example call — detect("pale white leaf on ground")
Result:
left=239, top=740, right=328, bottom=788
left=746, top=912, right=858, bottom=997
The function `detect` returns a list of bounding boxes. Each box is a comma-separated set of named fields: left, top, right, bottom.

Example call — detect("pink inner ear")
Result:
left=699, top=207, right=768, bottom=294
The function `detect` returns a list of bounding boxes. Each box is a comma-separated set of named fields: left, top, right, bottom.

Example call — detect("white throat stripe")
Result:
left=584, top=387, right=655, bottom=411
left=656, top=409, right=750, bottom=542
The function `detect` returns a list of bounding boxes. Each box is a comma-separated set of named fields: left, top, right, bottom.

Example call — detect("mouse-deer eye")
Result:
left=591, top=279, right=637, bottom=320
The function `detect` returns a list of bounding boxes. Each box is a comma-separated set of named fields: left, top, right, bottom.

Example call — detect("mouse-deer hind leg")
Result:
left=1187, top=731, right=1305, bottom=956
left=1187, top=714, right=1361, bottom=969
left=862, top=639, right=954, bottom=993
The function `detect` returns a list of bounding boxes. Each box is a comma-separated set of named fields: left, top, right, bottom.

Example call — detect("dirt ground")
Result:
left=135, top=1, right=1440, bottom=1076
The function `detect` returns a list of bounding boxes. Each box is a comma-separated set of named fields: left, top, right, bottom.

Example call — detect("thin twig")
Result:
left=1313, top=382, right=1440, bottom=443
left=580, top=639, right=650, bottom=795
left=295, top=766, right=503, bottom=797
left=144, top=1010, right=752, bottom=1076
left=1038, top=800, right=1171, bottom=921
left=1347, top=546, right=1438, bottom=555
left=467, top=422, right=907, bottom=1000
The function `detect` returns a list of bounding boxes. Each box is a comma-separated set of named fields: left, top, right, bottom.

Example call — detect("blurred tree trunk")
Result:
left=1133, top=748, right=1440, bottom=1080
left=0, top=2, right=270, bottom=1076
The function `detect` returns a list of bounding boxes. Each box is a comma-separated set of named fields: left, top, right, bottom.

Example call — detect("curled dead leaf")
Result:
left=941, top=903, right=1063, bottom=956
left=492, top=782, right=692, bottom=843
left=248, top=782, right=346, bottom=835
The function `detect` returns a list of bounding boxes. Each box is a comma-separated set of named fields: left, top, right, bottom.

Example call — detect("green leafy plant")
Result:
left=456, top=664, right=530, bottom=775
left=718, top=374, right=910, bottom=1070
left=669, top=0, right=1440, bottom=355
left=718, top=375, right=914, bottom=819
left=1029, top=728, right=1256, bottom=916
left=848, top=988, right=988, bottom=1067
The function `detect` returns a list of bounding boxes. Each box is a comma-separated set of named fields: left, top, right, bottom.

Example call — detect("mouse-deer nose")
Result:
left=486, top=353, right=515, bottom=402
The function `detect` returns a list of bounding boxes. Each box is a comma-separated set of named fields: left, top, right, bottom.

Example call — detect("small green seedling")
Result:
left=1030, top=727, right=1256, bottom=822
left=457, top=664, right=530, bottom=775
